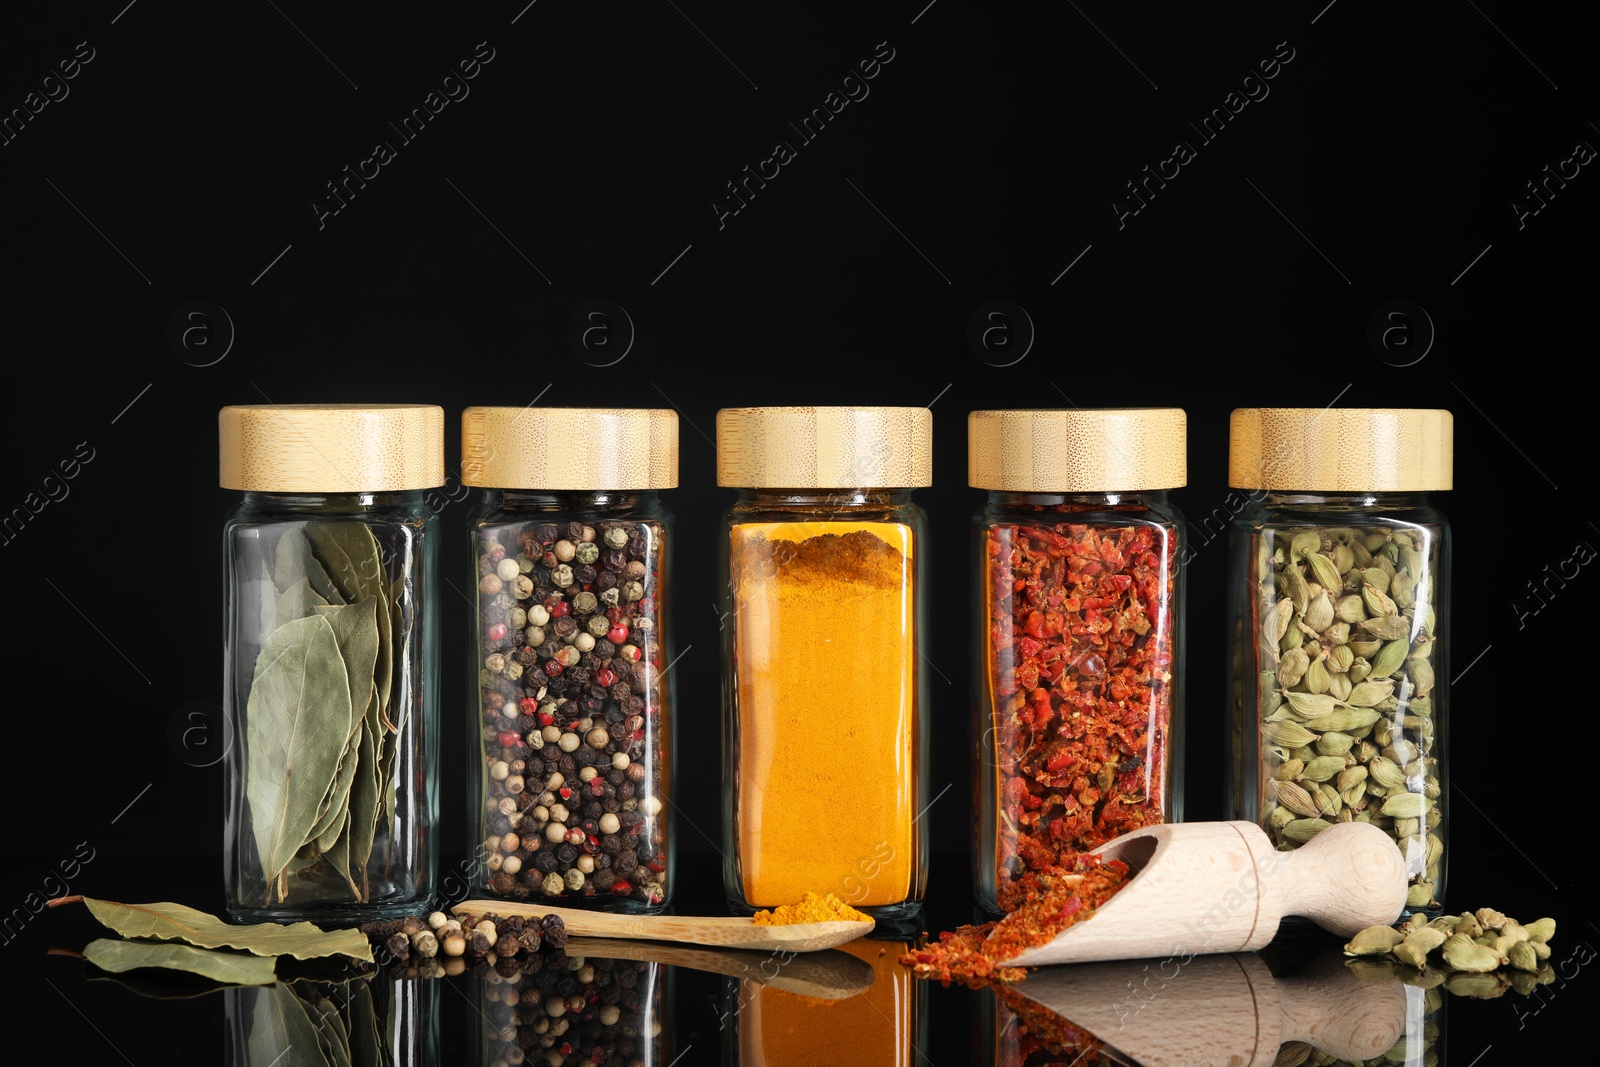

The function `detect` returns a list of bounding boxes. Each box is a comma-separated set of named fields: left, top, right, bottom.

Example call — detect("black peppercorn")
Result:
left=556, top=843, right=578, bottom=864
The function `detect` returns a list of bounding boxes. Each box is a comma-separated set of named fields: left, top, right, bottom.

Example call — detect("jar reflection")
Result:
left=474, top=949, right=667, bottom=1066
left=226, top=972, right=437, bottom=1066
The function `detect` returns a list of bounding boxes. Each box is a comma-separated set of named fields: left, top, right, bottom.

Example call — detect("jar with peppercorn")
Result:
left=220, top=404, right=444, bottom=923
left=463, top=407, right=678, bottom=912
left=1228, top=408, right=1451, bottom=915
left=717, top=406, right=932, bottom=926
left=970, top=408, right=1187, bottom=918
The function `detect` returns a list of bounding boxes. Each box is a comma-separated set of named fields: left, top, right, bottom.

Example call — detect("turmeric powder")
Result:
left=751, top=890, right=872, bottom=926
left=731, top=524, right=917, bottom=908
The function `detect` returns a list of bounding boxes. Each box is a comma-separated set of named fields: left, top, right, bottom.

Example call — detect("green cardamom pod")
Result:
left=1335, top=594, right=1367, bottom=624
left=1507, top=940, right=1540, bottom=973
left=1334, top=763, right=1366, bottom=790
left=1403, top=927, right=1448, bottom=955
left=1273, top=780, right=1322, bottom=818
left=1362, top=582, right=1399, bottom=617
left=1348, top=658, right=1372, bottom=683
left=1326, top=622, right=1351, bottom=646
left=1368, top=639, right=1409, bottom=679
left=1282, top=818, right=1329, bottom=844
left=1381, top=791, right=1429, bottom=819
left=1345, top=679, right=1397, bottom=707
left=1282, top=691, right=1338, bottom=718
left=1301, top=756, right=1347, bottom=782
left=1273, top=758, right=1306, bottom=781
left=1349, top=637, right=1383, bottom=658
left=1276, top=647, right=1310, bottom=689
left=1307, top=552, right=1343, bottom=594
left=1266, top=597, right=1294, bottom=644
left=1327, top=673, right=1353, bottom=702
left=1363, top=567, right=1392, bottom=595
left=1320, top=732, right=1357, bottom=758
left=1392, top=940, right=1429, bottom=970
left=1409, top=658, right=1436, bottom=697
left=1328, top=644, right=1355, bottom=672
left=1301, top=707, right=1382, bottom=733
left=1358, top=615, right=1412, bottom=641
left=1442, top=933, right=1504, bottom=972
left=1263, top=719, right=1318, bottom=750
left=1332, top=543, right=1355, bottom=574
left=1344, top=925, right=1406, bottom=956
left=1303, top=656, right=1331, bottom=695
left=1284, top=564, right=1310, bottom=617
left=1288, top=530, right=1321, bottom=561
left=1524, top=918, right=1555, bottom=944
left=1406, top=882, right=1436, bottom=908
left=1303, top=591, right=1335, bottom=631
left=1390, top=574, right=1417, bottom=609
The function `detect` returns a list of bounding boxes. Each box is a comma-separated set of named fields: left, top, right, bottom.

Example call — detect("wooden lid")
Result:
left=716, top=406, right=933, bottom=488
left=219, top=404, right=444, bottom=492
left=460, top=407, right=678, bottom=489
left=1229, top=408, right=1453, bottom=491
left=968, top=408, right=1187, bottom=491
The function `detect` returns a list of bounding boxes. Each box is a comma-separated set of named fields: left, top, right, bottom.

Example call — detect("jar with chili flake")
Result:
left=1228, top=408, right=1451, bottom=915
left=717, top=406, right=932, bottom=925
left=970, top=408, right=1186, bottom=918
left=463, top=407, right=678, bottom=912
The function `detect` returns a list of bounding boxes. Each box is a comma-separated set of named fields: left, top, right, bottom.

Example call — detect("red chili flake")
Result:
left=987, top=521, right=1175, bottom=913
left=900, top=854, right=1130, bottom=989
left=994, top=984, right=1113, bottom=1065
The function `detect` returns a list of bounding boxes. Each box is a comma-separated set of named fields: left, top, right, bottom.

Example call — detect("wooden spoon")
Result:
left=1003, top=820, right=1407, bottom=967
left=451, top=900, right=874, bottom=953
left=1011, top=949, right=1409, bottom=1066
left=562, top=936, right=876, bottom=1000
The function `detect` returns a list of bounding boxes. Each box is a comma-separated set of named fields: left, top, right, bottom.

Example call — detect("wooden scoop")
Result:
left=1011, top=949, right=1409, bottom=1066
left=451, top=900, right=873, bottom=953
left=562, top=936, right=876, bottom=1000
left=1003, top=820, right=1406, bottom=967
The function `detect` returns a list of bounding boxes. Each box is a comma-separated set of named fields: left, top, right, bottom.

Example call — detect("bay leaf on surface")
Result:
left=247, top=614, right=354, bottom=888
left=63, top=896, right=372, bottom=961
left=306, top=522, right=386, bottom=605
left=83, top=938, right=277, bottom=985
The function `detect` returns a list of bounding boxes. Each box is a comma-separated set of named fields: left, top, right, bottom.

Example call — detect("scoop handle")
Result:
left=1279, top=821, right=1408, bottom=936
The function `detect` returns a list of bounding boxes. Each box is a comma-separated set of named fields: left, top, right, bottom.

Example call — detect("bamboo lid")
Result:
left=716, top=406, right=933, bottom=488
left=460, top=407, right=678, bottom=489
left=1229, top=408, right=1453, bottom=491
left=968, top=408, right=1187, bottom=491
left=219, top=404, right=444, bottom=492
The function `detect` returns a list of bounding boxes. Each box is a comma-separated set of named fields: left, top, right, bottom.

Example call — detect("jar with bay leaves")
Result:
left=1227, top=408, right=1451, bottom=914
left=221, top=404, right=444, bottom=923
left=463, top=407, right=678, bottom=912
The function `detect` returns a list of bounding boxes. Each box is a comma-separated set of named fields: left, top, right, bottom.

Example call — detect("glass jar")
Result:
left=227, top=969, right=438, bottom=1066
left=463, top=407, right=678, bottom=911
left=970, top=409, right=1186, bottom=918
left=1228, top=408, right=1451, bottom=914
left=717, top=406, right=931, bottom=925
left=221, top=404, right=443, bottom=923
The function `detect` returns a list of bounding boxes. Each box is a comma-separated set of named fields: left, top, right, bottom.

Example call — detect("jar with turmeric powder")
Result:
left=462, top=407, right=678, bottom=912
left=716, top=406, right=932, bottom=924
left=970, top=409, right=1187, bottom=917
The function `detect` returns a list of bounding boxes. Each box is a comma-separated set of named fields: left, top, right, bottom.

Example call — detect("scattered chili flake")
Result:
left=987, top=521, right=1175, bottom=913
left=900, top=854, right=1131, bottom=988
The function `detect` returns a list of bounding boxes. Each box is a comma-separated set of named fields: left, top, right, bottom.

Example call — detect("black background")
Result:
left=1, top=1, right=1594, bottom=1062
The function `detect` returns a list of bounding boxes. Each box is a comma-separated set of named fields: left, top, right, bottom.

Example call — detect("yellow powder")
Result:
left=731, top=522, right=916, bottom=907
left=751, top=891, right=872, bottom=926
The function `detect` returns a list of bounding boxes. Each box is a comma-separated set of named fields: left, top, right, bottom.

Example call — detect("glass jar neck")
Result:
left=987, top=489, right=1169, bottom=509
left=735, top=488, right=914, bottom=507
left=239, top=489, right=425, bottom=513
left=1257, top=490, right=1432, bottom=509
left=488, top=489, right=661, bottom=510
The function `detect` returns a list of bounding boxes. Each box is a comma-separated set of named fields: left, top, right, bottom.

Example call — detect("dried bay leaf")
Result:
left=275, top=527, right=341, bottom=604
left=246, top=614, right=354, bottom=889
left=348, top=722, right=382, bottom=892
left=347, top=979, right=382, bottom=1067
left=55, top=896, right=372, bottom=961
left=305, top=988, right=356, bottom=1067
left=276, top=577, right=330, bottom=626
left=83, top=938, right=277, bottom=985
left=307, top=521, right=386, bottom=605
left=251, top=981, right=332, bottom=1067
left=307, top=599, right=383, bottom=849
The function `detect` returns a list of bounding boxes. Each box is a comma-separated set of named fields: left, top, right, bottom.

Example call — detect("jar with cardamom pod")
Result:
left=970, top=408, right=1186, bottom=918
left=1227, top=408, right=1451, bottom=914
left=463, top=407, right=678, bottom=912
left=717, top=406, right=932, bottom=927
left=221, top=404, right=444, bottom=923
